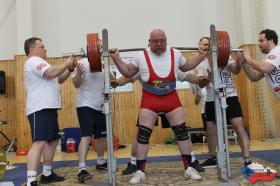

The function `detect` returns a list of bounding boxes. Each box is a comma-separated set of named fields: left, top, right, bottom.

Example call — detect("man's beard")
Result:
left=260, top=47, right=269, bottom=54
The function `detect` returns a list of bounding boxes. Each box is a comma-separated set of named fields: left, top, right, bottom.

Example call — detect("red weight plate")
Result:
left=217, top=31, right=230, bottom=68
left=87, top=33, right=102, bottom=72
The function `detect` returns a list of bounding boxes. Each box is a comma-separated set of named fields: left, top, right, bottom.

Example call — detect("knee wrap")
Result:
left=171, top=123, right=189, bottom=141
left=137, top=125, right=153, bottom=144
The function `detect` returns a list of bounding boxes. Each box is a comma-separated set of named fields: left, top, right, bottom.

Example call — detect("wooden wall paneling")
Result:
left=260, top=78, right=280, bottom=137
left=111, top=91, right=138, bottom=144
left=246, top=79, right=266, bottom=140
left=0, top=59, right=16, bottom=148
left=14, top=55, right=31, bottom=149
left=271, top=93, right=280, bottom=137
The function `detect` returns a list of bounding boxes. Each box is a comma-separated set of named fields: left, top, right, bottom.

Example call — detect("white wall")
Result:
left=1, top=0, right=280, bottom=59
left=233, top=0, right=280, bottom=46
left=34, top=0, right=221, bottom=57
left=0, top=0, right=16, bottom=60
left=263, top=0, right=280, bottom=40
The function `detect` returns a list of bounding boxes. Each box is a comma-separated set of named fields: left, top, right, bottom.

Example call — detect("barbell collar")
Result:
left=230, top=48, right=243, bottom=52
left=62, top=52, right=87, bottom=58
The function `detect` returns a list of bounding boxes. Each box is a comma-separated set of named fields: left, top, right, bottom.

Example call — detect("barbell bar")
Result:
left=63, top=31, right=244, bottom=72
left=114, top=47, right=243, bottom=53
left=62, top=46, right=242, bottom=57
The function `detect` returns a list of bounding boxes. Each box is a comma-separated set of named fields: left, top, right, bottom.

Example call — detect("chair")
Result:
left=0, top=120, right=17, bottom=153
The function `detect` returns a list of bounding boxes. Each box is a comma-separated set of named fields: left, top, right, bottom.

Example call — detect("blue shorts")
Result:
left=77, top=107, right=106, bottom=139
left=27, top=109, right=60, bottom=142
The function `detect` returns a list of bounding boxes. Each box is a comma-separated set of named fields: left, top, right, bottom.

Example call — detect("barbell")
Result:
left=65, top=31, right=243, bottom=72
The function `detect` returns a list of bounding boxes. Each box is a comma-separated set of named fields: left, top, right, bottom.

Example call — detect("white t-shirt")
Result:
left=73, top=58, right=105, bottom=111
left=24, top=56, right=61, bottom=115
left=132, top=47, right=187, bottom=82
left=195, top=58, right=209, bottom=77
left=196, top=57, right=238, bottom=102
left=264, top=45, right=280, bottom=99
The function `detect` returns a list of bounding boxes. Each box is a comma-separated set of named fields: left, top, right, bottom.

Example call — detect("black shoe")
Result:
left=96, top=162, right=107, bottom=171
left=244, top=162, right=252, bottom=167
left=78, top=170, right=93, bottom=183
left=30, top=181, right=38, bottom=186
left=122, top=162, right=137, bottom=175
left=39, top=171, right=65, bottom=184
left=201, top=158, right=217, bottom=168
left=191, top=160, right=205, bottom=172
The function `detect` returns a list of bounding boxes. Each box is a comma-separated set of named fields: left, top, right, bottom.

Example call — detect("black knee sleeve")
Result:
left=171, top=123, right=189, bottom=141
left=137, top=125, right=152, bottom=144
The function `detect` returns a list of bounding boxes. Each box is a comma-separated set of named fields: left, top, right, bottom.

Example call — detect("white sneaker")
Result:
left=129, top=170, right=146, bottom=184
left=184, top=167, right=202, bottom=180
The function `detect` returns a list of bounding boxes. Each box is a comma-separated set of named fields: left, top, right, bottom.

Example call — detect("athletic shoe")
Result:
left=129, top=170, right=145, bottom=184
left=30, top=181, right=38, bottom=186
left=78, top=170, right=93, bottom=183
left=200, top=157, right=217, bottom=168
left=191, top=160, right=205, bottom=172
left=39, top=171, right=65, bottom=184
left=184, top=167, right=202, bottom=180
left=96, top=162, right=107, bottom=171
left=122, top=162, right=137, bottom=175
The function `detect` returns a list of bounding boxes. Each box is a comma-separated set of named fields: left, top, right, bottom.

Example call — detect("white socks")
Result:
left=191, top=152, right=196, bottom=163
left=130, top=156, right=137, bottom=165
left=27, top=171, right=37, bottom=186
left=79, top=162, right=86, bottom=173
left=42, top=165, right=52, bottom=176
left=97, top=156, right=106, bottom=165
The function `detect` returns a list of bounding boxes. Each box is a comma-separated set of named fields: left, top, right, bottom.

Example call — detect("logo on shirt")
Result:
left=36, top=63, right=47, bottom=71
left=153, top=80, right=165, bottom=88
left=275, top=74, right=280, bottom=83
left=267, top=55, right=276, bottom=60
left=270, top=68, right=280, bottom=76
left=222, top=72, right=233, bottom=87
left=268, top=69, right=280, bottom=84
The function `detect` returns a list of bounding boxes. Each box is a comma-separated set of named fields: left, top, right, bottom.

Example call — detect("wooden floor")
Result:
left=7, top=139, right=280, bottom=164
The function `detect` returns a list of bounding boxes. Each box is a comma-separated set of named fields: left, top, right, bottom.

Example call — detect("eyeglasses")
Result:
left=32, top=44, right=45, bottom=49
left=36, top=45, right=45, bottom=49
left=150, top=39, right=167, bottom=43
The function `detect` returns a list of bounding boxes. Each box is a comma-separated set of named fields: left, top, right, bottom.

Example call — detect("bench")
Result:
left=187, top=125, right=238, bottom=144
left=0, top=120, right=17, bottom=153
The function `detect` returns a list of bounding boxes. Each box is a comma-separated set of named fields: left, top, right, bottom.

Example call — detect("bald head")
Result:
left=150, top=29, right=166, bottom=39
left=149, top=29, right=167, bottom=55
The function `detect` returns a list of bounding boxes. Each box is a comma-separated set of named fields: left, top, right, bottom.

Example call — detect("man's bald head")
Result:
left=149, top=29, right=167, bottom=55
left=150, top=29, right=166, bottom=39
